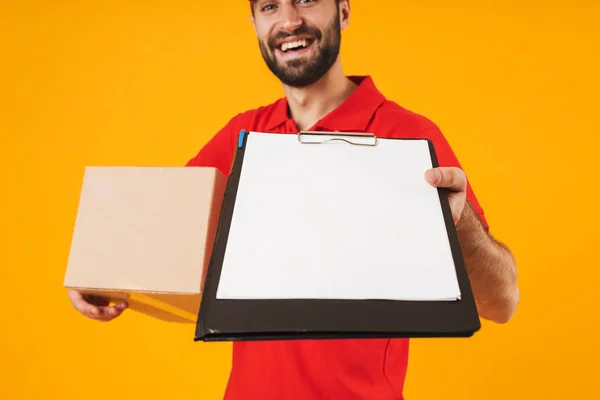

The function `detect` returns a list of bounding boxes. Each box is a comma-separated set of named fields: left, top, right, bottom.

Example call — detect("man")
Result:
left=68, top=0, right=519, bottom=398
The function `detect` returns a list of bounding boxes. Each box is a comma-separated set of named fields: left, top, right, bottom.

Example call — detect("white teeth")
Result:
left=281, top=39, right=308, bottom=52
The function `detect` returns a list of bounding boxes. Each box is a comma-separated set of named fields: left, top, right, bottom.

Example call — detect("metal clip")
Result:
left=297, top=130, right=378, bottom=147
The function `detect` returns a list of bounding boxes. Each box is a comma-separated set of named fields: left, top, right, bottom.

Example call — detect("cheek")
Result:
left=257, top=30, right=273, bottom=49
left=254, top=21, right=272, bottom=40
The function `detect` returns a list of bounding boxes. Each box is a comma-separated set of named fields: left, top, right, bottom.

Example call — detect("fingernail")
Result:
left=427, top=169, right=440, bottom=183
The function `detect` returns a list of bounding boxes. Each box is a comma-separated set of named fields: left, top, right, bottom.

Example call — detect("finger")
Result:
left=83, top=302, right=128, bottom=322
left=68, top=290, right=101, bottom=316
left=83, top=294, right=110, bottom=307
left=425, top=167, right=467, bottom=192
left=448, top=192, right=467, bottom=223
left=68, top=290, right=128, bottom=321
left=89, top=305, right=126, bottom=322
left=114, top=301, right=129, bottom=311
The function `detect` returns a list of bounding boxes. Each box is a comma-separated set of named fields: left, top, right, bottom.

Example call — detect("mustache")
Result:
left=268, top=25, right=322, bottom=49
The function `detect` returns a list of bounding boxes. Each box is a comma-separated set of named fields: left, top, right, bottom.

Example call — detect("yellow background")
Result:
left=1, top=1, right=598, bottom=399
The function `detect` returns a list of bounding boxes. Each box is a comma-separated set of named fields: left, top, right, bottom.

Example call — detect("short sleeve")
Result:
left=185, top=116, right=241, bottom=176
left=417, top=124, right=490, bottom=231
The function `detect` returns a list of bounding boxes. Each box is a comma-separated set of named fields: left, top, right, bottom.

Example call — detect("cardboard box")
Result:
left=63, top=166, right=226, bottom=323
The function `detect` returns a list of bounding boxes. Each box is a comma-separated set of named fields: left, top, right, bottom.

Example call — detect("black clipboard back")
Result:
left=195, top=129, right=481, bottom=342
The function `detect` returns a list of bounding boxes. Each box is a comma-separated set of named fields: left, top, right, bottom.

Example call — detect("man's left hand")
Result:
left=425, top=167, right=467, bottom=223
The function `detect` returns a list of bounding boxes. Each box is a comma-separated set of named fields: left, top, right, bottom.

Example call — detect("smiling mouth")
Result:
left=277, top=38, right=315, bottom=53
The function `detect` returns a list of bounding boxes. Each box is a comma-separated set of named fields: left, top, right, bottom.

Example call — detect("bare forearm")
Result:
left=456, top=202, right=519, bottom=324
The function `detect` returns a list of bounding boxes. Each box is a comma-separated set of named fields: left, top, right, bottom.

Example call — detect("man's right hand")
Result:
left=68, top=289, right=128, bottom=322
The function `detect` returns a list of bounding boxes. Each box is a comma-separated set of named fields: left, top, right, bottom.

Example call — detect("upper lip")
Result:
left=275, top=35, right=314, bottom=48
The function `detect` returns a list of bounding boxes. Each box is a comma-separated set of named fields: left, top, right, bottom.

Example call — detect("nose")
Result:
left=278, top=4, right=302, bottom=32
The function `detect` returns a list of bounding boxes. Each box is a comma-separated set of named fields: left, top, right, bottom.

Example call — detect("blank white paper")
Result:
left=215, top=132, right=461, bottom=301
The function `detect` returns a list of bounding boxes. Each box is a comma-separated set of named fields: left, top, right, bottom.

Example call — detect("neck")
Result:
left=282, top=59, right=357, bottom=131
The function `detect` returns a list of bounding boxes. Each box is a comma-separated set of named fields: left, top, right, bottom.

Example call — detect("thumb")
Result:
left=425, top=168, right=441, bottom=185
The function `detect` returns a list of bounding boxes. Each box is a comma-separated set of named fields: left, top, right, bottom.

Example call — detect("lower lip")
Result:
left=275, top=41, right=315, bottom=60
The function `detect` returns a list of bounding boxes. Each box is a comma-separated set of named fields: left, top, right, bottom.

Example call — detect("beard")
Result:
left=258, top=10, right=341, bottom=88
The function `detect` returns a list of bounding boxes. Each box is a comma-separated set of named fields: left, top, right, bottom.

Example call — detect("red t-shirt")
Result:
left=187, top=76, right=488, bottom=400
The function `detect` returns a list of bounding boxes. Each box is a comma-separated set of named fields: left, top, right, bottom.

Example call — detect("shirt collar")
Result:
left=266, top=76, right=387, bottom=132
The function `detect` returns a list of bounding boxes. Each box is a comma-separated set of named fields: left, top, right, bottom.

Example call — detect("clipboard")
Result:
left=194, top=130, right=481, bottom=342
